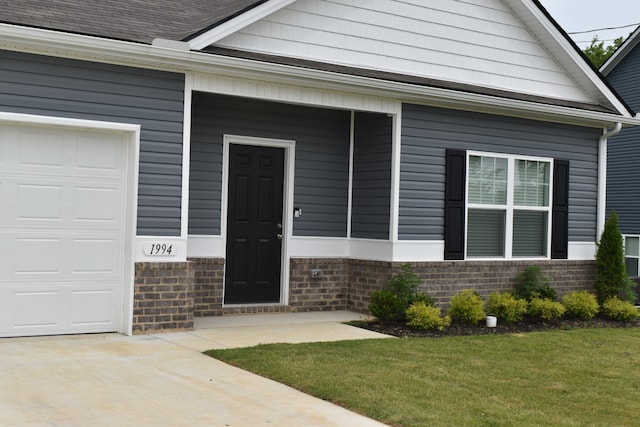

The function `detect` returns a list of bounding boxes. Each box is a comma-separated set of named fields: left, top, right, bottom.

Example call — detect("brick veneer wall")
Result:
left=347, top=259, right=597, bottom=314
left=133, top=262, right=194, bottom=334
left=289, top=258, right=348, bottom=311
left=190, top=258, right=225, bottom=317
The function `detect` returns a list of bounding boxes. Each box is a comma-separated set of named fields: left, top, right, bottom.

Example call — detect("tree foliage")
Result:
left=582, top=36, right=624, bottom=68
left=595, top=211, right=636, bottom=304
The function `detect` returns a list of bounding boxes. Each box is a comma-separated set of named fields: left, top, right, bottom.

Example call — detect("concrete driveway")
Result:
left=0, top=311, right=391, bottom=426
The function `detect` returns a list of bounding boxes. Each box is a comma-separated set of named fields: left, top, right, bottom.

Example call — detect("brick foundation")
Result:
left=289, top=258, right=348, bottom=311
left=348, top=259, right=597, bottom=313
left=191, top=258, right=225, bottom=317
left=134, top=257, right=597, bottom=332
left=133, top=262, right=194, bottom=334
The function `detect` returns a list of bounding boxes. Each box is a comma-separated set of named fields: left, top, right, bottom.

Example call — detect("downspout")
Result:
left=597, top=122, right=623, bottom=240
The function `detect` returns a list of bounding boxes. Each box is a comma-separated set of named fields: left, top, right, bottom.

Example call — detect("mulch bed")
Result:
left=352, top=314, right=640, bottom=338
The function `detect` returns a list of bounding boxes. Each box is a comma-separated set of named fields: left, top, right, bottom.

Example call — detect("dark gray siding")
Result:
left=351, top=112, right=392, bottom=239
left=606, top=45, right=640, bottom=234
left=400, top=104, right=600, bottom=242
left=189, top=92, right=351, bottom=237
left=0, top=50, right=185, bottom=236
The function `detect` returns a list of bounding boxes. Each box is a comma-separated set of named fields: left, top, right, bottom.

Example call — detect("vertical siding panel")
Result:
left=351, top=112, right=392, bottom=239
left=189, top=93, right=350, bottom=237
left=399, top=104, right=600, bottom=242
left=0, top=50, right=185, bottom=236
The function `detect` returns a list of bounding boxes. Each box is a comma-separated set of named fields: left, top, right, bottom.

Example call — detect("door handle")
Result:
left=276, top=233, right=283, bottom=240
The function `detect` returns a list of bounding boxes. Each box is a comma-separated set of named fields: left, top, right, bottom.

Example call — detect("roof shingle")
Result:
left=0, top=0, right=262, bottom=43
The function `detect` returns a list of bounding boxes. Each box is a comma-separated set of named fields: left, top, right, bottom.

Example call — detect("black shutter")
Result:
left=444, top=149, right=466, bottom=260
left=551, top=159, right=569, bottom=259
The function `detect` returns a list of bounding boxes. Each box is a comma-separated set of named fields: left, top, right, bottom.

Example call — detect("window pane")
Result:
left=514, top=160, right=550, bottom=207
left=467, top=209, right=505, bottom=257
left=468, top=156, right=482, bottom=203
left=625, top=236, right=639, bottom=257
left=469, top=156, right=507, bottom=205
left=513, top=210, right=548, bottom=257
left=626, top=258, right=639, bottom=277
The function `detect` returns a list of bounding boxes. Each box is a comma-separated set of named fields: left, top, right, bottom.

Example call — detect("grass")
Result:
left=206, top=328, right=640, bottom=427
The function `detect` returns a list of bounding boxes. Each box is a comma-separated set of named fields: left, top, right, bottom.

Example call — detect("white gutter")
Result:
left=597, top=122, right=623, bottom=240
left=0, top=23, right=638, bottom=129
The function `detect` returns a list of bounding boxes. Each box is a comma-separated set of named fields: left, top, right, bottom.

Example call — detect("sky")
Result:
left=538, top=0, right=640, bottom=49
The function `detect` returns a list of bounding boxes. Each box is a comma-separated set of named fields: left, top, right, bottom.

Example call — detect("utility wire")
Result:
left=568, top=22, right=640, bottom=35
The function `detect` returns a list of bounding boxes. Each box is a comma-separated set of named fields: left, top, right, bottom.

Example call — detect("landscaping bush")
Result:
left=514, top=265, right=557, bottom=301
left=414, top=292, right=438, bottom=308
left=369, top=289, right=404, bottom=324
left=387, top=263, right=423, bottom=308
left=406, top=302, right=451, bottom=331
left=596, top=211, right=637, bottom=304
left=528, top=297, right=566, bottom=321
left=485, top=292, right=528, bottom=324
left=562, top=291, right=599, bottom=320
left=602, top=296, right=639, bottom=322
left=448, top=289, right=486, bottom=325
left=369, top=264, right=436, bottom=323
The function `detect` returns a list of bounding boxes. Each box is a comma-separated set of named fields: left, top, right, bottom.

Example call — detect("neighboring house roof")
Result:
left=601, top=25, right=640, bottom=76
left=0, top=0, right=635, bottom=123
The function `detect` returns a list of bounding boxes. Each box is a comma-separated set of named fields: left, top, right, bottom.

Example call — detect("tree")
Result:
left=595, top=211, right=637, bottom=304
left=583, top=36, right=624, bottom=68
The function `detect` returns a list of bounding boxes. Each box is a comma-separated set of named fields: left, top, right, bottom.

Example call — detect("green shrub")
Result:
left=514, top=266, right=557, bottom=301
left=369, top=264, right=438, bottom=323
left=602, top=296, right=639, bottom=322
left=485, top=292, right=528, bottom=324
left=596, top=211, right=637, bottom=304
left=369, top=289, right=405, bottom=324
left=414, top=292, right=438, bottom=307
left=528, top=297, right=566, bottom=321
left=562, top=291, right=599, bottom=320
left=406, top=302, right=451, bottom=331
left=387, top=263, right=423, bottom=308
left=448, top=290, right=486, bottom=325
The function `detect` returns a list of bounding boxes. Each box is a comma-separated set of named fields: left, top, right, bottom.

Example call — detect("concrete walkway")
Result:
left=0, top=311, right=392, bottom=426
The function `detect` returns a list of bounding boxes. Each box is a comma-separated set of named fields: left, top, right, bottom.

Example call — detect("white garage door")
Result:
left=0, top=122, right=128, bottom=337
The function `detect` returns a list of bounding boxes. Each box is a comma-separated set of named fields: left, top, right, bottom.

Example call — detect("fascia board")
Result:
left=0, top=23, right=637, bottom=130
left=507, top=0, right=632, bottom=117
left=601, top=26, right=640, bottom=76
left=187, top=0, right=298, bottom=50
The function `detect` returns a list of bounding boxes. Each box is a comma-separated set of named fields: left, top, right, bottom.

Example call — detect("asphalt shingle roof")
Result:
left=0, top=0, right=262, bottom=43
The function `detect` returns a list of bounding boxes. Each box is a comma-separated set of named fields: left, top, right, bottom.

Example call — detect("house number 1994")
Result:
left=143, top=243, right=177, bottom=256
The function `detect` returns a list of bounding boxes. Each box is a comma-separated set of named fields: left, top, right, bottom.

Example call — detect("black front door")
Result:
left=224, top=144, right=284, bottom=304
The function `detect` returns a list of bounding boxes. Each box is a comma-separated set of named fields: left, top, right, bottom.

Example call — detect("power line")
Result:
left=567, top=22, right=640, bottom=35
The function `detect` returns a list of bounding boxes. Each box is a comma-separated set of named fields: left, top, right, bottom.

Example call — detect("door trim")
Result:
left=221, top=134, right=295, bottom=306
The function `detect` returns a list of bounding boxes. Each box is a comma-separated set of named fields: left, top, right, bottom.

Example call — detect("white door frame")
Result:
left=221, top=134, right=295, bottom=306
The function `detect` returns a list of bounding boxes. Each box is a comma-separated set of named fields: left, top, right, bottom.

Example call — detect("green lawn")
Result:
left=206, top=328, right=640, bottom=427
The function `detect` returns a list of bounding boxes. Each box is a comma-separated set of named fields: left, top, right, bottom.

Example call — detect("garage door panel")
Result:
left=18, top=128, right=64, bottom=167
left=16, top=238, right=64, bottom=274
left=71, top=290, right=114, bottom=325
left=17, top=183, right=63, bottom=220
left=72, top=239, right=117, bottom=273
left=76, top=134, right=121, bottom=171
left=13, top=291, right=60, bottom=328
left=2, top=181, right=122, bottom=228
left=74, top=186, right=119, bottom=222
left=0, top=122, right=127, bottom=337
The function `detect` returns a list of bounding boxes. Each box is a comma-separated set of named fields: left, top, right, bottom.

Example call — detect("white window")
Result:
left=624, top=236, right=640, bottom=277
left=466, top=152, right=552, bottom=258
